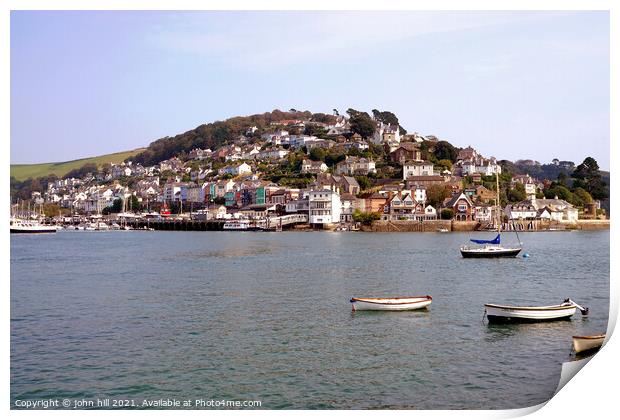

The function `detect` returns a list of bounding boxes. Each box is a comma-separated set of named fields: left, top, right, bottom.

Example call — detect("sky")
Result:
left=10, top=11, right=610, bottom=169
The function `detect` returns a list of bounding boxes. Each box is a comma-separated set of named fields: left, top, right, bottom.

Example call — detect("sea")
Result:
left=10, top=230, right=610, bottom=409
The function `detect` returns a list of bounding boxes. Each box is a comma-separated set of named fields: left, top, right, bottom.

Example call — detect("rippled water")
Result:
left=10, top=230, right=609, bottom=409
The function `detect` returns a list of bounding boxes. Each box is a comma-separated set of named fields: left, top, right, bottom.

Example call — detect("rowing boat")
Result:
left=350, top=295, right=432, bottom=311
left=484, top=299, right=588, bottom=323
left=572, top=334, right=605, bottom=354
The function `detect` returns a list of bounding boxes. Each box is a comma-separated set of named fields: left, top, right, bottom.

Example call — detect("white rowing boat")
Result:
left=572, top=334, right=605, bottom=354
left=484, top=299, right=588, bottom=323
left=350, top=295, right=432, bottom=311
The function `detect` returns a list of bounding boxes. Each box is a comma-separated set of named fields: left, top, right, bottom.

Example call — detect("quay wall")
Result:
left=451, top=221, right=479, bottom=232
left=365, top=220, right=454, bottom=232
left=561, top=220, right=610, bottom=230
left=364, top=219, right=610, bottom=233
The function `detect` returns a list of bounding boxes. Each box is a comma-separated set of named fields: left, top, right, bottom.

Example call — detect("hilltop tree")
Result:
left=347, top=108, right=376, bottom=139
left=434, top=141, right=458, bottom=162
left=572, top=157, right=608, bottom=199
left=371, top=109, right=407, bottom=135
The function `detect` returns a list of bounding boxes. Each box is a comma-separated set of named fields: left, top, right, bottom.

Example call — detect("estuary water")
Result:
left=10, top=230, right=609, bottom=409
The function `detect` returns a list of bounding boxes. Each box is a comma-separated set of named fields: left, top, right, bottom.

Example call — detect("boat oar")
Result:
left=566, top=298, right=589, bottom=316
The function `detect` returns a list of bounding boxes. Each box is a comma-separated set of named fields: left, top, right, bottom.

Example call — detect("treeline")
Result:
left=10, top=176, right=58, bottom=201
left=131, top=109, right=337, bottom=166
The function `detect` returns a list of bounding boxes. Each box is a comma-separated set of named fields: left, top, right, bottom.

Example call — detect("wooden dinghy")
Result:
left=572, top=334, right=605, bottom=354
left=484, top=299, right=589, bottom=323
left=350, top=295, right=432, bottom=311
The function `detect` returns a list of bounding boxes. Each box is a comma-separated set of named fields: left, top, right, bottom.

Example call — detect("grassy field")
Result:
left=10, top=149, right=145, bottom=181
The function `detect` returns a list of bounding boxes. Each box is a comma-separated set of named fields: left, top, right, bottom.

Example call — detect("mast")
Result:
left=496, top=173, right=501, bottom=234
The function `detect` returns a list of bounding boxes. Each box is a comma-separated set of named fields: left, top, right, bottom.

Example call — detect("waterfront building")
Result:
left=444, top=192, right=476, bottom=221
left=308, top=189, right=342, bottom=226
left=505, top=197, right=578, bottom=222
left=285, top=198, right=309, bottom=214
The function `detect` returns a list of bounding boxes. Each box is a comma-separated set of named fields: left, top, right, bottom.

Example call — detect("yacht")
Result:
left=460, top=174, right=522, bottom=258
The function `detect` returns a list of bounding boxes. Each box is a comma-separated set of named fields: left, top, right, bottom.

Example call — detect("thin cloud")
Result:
left=143, top=11, right=557, bottom=70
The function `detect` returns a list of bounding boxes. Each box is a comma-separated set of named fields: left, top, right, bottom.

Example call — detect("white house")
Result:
left=308, top=189, right=342, bottom=226
left=256, top=148, right=289, bottom=160
left=218, top=162, right=252, bottom=176
left=403, top=162, right=434, bottom=179
left=289, top=135, right=318, bottom=149
left=372, top=122, right=400, bottom=145
left=504, top=202, right=538, bottom=220
left=301, top=159, right=328, bottom=174
left=424, top=205, right=437, bottom=219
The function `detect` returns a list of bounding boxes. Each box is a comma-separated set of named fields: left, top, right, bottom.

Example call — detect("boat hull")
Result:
left=485, top=303, right=576, bottom=323
left=10, top=227, right=57, bottom=233
left=461, top=248, right=521, bottom=258
left=351, top=296, right=432, bottom=311
left=572, top=335, right=605, bottom=353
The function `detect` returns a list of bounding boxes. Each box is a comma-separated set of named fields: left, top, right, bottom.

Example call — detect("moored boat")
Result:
left=460, top=243, right=522, bottom=258
left=10, top=217, right=58, bottom=234
left=484, top=299, right=588, bottom=323
left=572, top=334, right=605, bottom=354
left=350, top=295, right=432, bottom=311
left=459, top=173, right=522, bottom=258
left=223, top=220, right=252, bottom=230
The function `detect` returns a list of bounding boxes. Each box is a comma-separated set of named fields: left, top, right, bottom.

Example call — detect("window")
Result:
left=458, top=204, right=467, bottom=212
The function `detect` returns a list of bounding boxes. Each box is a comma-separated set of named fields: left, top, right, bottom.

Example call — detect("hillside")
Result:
left=10, top=149, right=146, bottom=181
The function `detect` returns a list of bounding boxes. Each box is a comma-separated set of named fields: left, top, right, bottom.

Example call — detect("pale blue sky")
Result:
left=10, top=11, right=610, bottom=169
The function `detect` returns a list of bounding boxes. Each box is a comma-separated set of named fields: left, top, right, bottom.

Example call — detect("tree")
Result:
left=435, top=159, right=453, bottom=173
left=352, top=210, right=381, bottom=225
left=111, top=198, right=123, bottom=213
left=544, top=185, right=573, bottom=201
left=440, top=208, right=454, bottom=220
left=557, top=172, right=569, bottom=187
left=309, top=147, right=326, bottom=162
left=355, top=176, right=372, bottom=191
left=426, top=184, right=452, bottom=208
left=42, top=203, right=66, bottom=218
left=434, top=141, right=458, bottom=162
left=347, top=108, right=376, bottom=139
left=571, top=187, right=593, bottom=207
left=572, top=157, right=608, bottom=200
left=507, top=183, right=526, bottom=203
left=129, top=195, right=141, bottom=211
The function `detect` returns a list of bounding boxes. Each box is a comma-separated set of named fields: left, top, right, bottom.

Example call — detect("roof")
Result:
left=393, top=142, right=420, bottom=152
left=406, top=175, right=444, bottom=181
left=240, top=204, right=276, bottom=211
left=341, top=175, right=360, bottom=188
left=445, top=192, right=474, bottom=208
left=404, top=160, right=433, bottom=166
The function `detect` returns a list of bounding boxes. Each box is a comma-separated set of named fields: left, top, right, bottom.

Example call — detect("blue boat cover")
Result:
left=470, top=234, right=501, bottom=244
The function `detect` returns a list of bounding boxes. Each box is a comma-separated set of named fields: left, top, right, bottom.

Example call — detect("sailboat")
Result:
left=460, top=173, right=522, bottom=258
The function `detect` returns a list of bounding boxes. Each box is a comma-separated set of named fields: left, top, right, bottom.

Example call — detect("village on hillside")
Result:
left=10, top=110, right=609, bottom=231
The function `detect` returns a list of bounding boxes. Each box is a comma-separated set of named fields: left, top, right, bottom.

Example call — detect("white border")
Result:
left=3, top=1, right=616, bottom=419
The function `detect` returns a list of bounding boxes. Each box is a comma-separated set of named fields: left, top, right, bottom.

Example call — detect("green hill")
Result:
left=10, top=149, right=145, bottom=181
